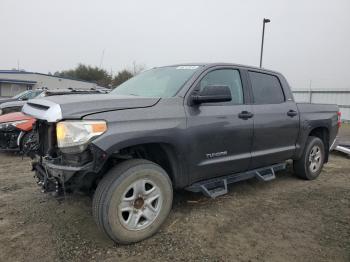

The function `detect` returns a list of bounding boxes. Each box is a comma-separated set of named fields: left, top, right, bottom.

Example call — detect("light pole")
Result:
left=259, top=18, right=271, bottom=68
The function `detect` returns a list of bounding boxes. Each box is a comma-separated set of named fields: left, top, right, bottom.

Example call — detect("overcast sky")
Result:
left=1, top=0, right=349, bottom=89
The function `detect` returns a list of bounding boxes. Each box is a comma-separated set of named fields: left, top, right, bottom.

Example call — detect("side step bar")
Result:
left=186, top=163, right=286, bottom=199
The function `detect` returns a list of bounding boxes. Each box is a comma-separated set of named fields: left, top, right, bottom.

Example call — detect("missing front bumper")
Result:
left=32, top=144, right=108, bottom=195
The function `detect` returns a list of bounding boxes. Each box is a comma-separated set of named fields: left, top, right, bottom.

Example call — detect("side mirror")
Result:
left=191, top=85, right=232, bottom=104
left=19, top=97, right=28, bottom=101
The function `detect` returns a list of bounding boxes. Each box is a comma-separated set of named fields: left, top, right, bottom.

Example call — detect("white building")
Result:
left=0, top=70, right=101, bottom=97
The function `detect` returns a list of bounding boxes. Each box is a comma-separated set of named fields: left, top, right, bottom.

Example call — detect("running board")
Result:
left=186, top=163, right=286, bottom=199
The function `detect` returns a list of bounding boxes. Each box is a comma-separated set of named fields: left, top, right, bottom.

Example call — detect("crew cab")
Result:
left=22, top=63, right=340, bottom=244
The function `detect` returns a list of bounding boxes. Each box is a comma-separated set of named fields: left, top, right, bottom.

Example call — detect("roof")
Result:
left=0, top=78, right=37, bottom=85
left=164, top=62, right=281, bottom=75
left=0, top=70, right=97, bottom=85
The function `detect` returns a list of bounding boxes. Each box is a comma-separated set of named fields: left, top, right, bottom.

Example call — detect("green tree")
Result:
left=112, top=69, right=134, bottom=87
left=56, top=64, right=112, bottom=87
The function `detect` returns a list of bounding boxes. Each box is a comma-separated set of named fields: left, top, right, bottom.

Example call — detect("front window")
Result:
left=110, top=66, right=201, bottom=98
left=199, top=69, right=244, bottom=105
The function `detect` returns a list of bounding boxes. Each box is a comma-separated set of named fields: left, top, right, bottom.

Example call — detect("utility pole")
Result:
left=259, top=18, right=271, bottom=68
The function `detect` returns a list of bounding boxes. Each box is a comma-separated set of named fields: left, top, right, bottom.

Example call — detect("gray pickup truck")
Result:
left=22, top=63, right=340, bottom=244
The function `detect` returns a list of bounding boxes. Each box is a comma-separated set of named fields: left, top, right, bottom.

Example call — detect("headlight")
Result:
left=56, top=120, right=107, bottom=149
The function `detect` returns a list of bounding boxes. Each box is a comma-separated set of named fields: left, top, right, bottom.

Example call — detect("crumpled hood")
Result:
left=22, top=94, right=160, bottom=122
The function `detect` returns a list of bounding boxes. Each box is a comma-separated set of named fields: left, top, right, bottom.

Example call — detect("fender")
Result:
left=294, top=122, right=331, bottom=160
left=92, top=135, right=188, bottom=187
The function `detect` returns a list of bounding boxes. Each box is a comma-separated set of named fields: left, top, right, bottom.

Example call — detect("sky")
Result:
left=1, top=0, right=349, bottom=90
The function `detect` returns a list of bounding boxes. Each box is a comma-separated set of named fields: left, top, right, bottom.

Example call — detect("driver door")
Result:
left=185, top=68, right=253, bottom=183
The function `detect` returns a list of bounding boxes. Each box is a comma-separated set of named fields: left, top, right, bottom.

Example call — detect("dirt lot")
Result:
left=1, top=126, right=350, bottom=262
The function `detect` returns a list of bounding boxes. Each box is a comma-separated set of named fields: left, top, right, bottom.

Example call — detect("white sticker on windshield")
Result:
left=176, top=66, right=199, bottom=70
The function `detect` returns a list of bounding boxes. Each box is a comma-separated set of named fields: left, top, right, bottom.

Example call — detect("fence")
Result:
left=292, top=89, right=350, bottom=121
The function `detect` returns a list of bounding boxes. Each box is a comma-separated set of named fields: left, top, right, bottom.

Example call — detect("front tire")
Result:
left=92, top=159, right=173, bottom=244
left=293, top=136, right=325, bottom=180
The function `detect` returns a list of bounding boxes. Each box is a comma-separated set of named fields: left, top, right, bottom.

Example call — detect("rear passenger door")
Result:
left=248, top=71, right=299, bottom=169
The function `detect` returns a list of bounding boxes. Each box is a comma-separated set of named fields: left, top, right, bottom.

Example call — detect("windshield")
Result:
left=25, top=90, right=43, bottom=99
left=13, top=90, right=31, bottom=99
left=110, top=66, right=201, bottom=98
left=12, top=90, right=42, bottom=100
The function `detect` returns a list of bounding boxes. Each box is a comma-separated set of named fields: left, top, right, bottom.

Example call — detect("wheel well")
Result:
left=309, top=127, right=330, bottom=162
left=112, top=143, right=179, bottom=184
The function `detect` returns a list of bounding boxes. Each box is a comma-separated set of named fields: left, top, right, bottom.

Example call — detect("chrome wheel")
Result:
left=308, top=145, right=322, bottom=173
left=118, top=178, right=162, bottom=231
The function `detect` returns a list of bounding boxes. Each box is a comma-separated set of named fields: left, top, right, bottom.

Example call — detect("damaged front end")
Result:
left=30, top=121, right=108, bottom=196
left=21, top=97, right=111, bottom=197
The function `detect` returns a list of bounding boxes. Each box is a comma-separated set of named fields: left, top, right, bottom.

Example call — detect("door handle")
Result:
left=238, top=111, right=254, bottom=120
left=287, top=110, right=298, bottom=117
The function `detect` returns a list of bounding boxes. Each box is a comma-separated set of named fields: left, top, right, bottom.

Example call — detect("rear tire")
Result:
left=92, top=159, right=173, bottom=244
left=293, top=136, right=325, bottom=180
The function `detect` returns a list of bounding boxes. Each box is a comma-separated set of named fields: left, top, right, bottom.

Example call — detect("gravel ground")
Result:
left=0, top=125, right=349, bottom=262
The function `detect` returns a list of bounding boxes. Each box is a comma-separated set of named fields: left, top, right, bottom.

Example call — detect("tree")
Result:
left=55, top=62, right=145, bottom=88
left=56, top=64, right=112, bottom=87
left=132, top=61, right=146, bottom=75
left=112, top=69, right=134, bottom=87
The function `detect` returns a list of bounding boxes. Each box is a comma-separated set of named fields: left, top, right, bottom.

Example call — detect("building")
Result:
left=293, top=88, right=350, bottom=122
left=0, top=70, right=101, bottom=97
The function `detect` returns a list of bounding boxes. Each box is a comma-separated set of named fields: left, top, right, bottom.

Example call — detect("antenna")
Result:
left=17, top=60, right=20, bottom=71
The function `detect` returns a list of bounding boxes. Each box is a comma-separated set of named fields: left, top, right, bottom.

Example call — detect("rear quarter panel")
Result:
left=295, top=103, right=339, bottom=159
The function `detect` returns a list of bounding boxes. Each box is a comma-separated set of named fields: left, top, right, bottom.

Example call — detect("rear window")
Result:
left=249, top=71, right=285, bottom=104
